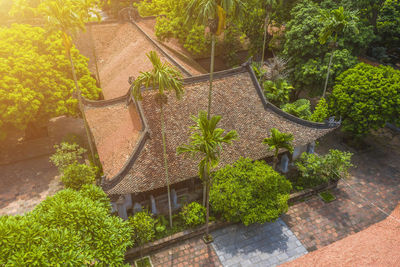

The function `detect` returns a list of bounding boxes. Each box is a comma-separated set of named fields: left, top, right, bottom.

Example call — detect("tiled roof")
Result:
left=85, top=100, right=142, bottom=178
left=103, top=65, right=336, bottom=195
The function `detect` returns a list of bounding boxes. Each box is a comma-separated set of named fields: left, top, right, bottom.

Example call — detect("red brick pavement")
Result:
left=282, top=133, right=400, bottom=251
left=149, top=236, right=222, bottom=267
left=143, top=132, right=400, bottom=264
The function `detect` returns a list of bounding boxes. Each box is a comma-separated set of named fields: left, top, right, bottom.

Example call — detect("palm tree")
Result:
left=263, top=128, right=294, bottom=169
left=131, top=51, right=183, bottom=228
left=187, top=0, right=243, bottom=206
left=177, top=110, right=237, bottom=242
left=44, top=0, right=99, bottom=162
left=319, top=6, right=358, bottom=98
left=187, top=0, right=244, bottom=119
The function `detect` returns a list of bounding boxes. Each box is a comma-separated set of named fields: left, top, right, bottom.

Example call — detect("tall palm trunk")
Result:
left=160, top=103, right=173, bottom=228
left=204, top=34, right=216, bottom=207
left=323, top=48, right=335, bottom=98
left=207, top=34, right=216, bottom=119
left=204, top=162, right=211, bottom=238
left=68, top=53, right=96, bottom=162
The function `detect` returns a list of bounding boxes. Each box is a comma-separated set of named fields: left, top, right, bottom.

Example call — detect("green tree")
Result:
left=187, top=0, right=244, bottom=119
left=43, top=0, right=99, bottom=161
left=296, top=149, right=353, bottom=187
left=377, top=0, right=400, bottom=57
left=319, top=6, right=359, bottom=97
left=177, top=110, right=238, bottom=241
left=135, top=0, right=210, bottom=55
left=0, top=24, right=100, bottom=140
left=282, top=0, right=371, bottom=96
left=131, top=51, right=183, bottom=228
left=263, top=128, right=294, bottom=169
left=0, top=187, right=132, bottom=265
left=210, top=157, right=292, bottom=225
left=329, top=62, right=400, bottom=138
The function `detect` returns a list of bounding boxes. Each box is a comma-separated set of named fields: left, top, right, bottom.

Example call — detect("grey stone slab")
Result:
left=212, top=219, right=308, bottom=267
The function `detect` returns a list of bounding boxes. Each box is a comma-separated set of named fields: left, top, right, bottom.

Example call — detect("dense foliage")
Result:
left=342, top=0, right=400, bottom=62
left=210, top=157, right=292, bottom=225
left=180, top=202, right=206, bottom=227
left=129, top=210, right=156, bottom=246
left=0, top=24, right=101, bottom=139
left=135, top=0, right=209, bottom=55
left=282, top=0, right=369, bottom=95
left=296, top=150, right=353, bottom=188
left=281, top=99, right=312, bottom=120
left=0, top=186, right=132, bottom=265
left=329, top=63, right=400, bottom=137
left=9, top=0, right=99, bottom=24
left=263, top=79, right=294, bottom=107
left=61, top=163, right=96, bottom=190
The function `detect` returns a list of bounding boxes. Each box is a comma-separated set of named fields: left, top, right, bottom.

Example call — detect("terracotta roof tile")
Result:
left=106, top=69, right=333, bottom=195
left=85, top=101, right=142, bottom=178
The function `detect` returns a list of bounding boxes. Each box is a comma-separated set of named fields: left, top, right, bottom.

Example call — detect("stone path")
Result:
left=212, top=219, right=307, bottom=267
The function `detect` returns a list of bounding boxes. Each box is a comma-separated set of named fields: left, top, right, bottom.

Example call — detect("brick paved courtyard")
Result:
left=282, top=132, right=400, bottom=251
left=145, top=131, right=400, bottom=266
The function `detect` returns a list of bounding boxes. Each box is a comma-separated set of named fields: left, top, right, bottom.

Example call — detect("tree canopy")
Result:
left=210, top=157, right=292, bottom=225
left=0, top=24, right=101, bottom=139
left=0, top=185, right=132, bottom=265
left=329, top=62, right=400, bottom=137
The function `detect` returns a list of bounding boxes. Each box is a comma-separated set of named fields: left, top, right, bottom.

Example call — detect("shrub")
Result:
left=281, top=99, right=312, bottom=120
left=329, top=63, right=400, bottom=138
left=0, top=188, right=132, bottom=266
left=129, top=211, right=156, bottom=246
left=180, top=202, right=206, bottom=227
left=61, top=163, right=96, bottom=190
left=50, top=142, right=86, bottom=172
left=296, top=150, right=353, bottom=188
left=210, top=157, right=292, bottom=226
left=263, top=79, right=294, bottom=107
left=310, top=97, right=329, bottom=122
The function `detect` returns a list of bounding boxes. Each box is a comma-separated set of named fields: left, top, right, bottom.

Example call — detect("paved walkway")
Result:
left=147, top=131, right=400, bottom=266
left=212, top=219, right=307, bottom=267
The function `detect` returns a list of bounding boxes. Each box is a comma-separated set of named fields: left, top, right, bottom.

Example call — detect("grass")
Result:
left=135, top=256, right=152, bottom=267
left=319, top=191, right=336, bottom=203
